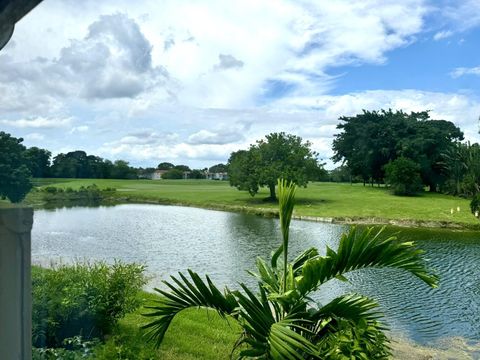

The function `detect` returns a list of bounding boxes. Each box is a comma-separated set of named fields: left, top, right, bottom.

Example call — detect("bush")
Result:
left=40, top=184, right=115, bottom=202
left=470, top=194, right=480, bottom=218
left=32, top=336, right=98, bottom=359
left=33, top=262, right=146, bottom=348
left=384, top=157, right=424, bottom=196
left=43, top=186, right=58, bottom=194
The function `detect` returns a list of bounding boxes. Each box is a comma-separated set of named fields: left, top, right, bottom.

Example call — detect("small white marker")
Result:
left=450, top=208, right=454, bottom=214
left=457, top=207, right=460, bottom=212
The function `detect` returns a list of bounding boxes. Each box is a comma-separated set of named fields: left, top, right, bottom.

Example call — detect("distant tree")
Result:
left=162, top=168, right=184, bottom=179
left=0, top=132, right=32, bottom=203
left=208, top=163, right=228, bottom=173
left=399, top=119, right=463, bottom=192
left=463, top=143, right=480, bottom=196
left=329, top=165, right=353, bottom=183
left=308, top=162, right=328, bottom=182
left=50, top=152, right=79, bottom=178
left=25, top=147, right=51, bottom=178
left=110, top=160, right=137, bottom=179
left=138, top=167, right=156, bottom=178
left=189, top=169, right=205, bottom=179
left=227, top=149, right=259, bottom=196
left=173, top=164, right=191, bottom=172
left=157, top=162, right=174, bottom=170
left=228, top=132, right=318, bottom=200
left=441, top=142, right=469, bottom=195
left=85, top=155, right=106, bottom=178
left=332, top=109, right=463, bottom=190
left=384, top=157, right=423, bottom=196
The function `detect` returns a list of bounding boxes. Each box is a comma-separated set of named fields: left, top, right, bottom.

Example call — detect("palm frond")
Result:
left=296, top=226, right=438, bottom=297
left=142, top=270, right=238, bottom=348
left=312, top=294, right=381, bottom=328
left=235, top=283, right=317, bottom=360
left=271, top=179, right=297, bottom=271
left=311, top=295, right=390, bottom=359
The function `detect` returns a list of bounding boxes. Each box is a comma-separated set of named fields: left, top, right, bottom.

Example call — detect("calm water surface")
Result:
left=32, top=204, right=480, bottom=347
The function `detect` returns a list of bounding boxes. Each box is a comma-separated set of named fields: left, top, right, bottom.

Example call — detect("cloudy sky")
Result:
left=1, top=0, right=480, bottom=169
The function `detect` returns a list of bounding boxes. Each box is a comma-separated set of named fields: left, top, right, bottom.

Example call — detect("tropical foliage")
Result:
left=143, top=179, right=438, bottom=359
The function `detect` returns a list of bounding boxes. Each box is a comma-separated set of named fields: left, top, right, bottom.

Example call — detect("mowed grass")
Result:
left=27, top=178, right=478, bottom=227
left=94, top=292, right=240, bottom=359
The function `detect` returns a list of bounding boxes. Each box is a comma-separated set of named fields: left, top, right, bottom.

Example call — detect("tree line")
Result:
left=2, top=108, right=479, bottom=203
left=0, top=131, right=231, bottom=202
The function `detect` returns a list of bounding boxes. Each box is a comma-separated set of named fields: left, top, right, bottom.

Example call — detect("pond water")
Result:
left=32, top=204, right=480, bottom=347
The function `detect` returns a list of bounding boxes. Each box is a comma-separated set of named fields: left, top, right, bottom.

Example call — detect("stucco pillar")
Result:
left=0, top=207, right=33, bottom=360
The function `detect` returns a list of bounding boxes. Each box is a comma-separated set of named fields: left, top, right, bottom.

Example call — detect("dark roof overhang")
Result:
left=0, top=0, right=43, bottom=50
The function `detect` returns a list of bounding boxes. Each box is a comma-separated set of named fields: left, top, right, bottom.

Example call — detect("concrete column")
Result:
left=0, top=207, right=33, bottom=360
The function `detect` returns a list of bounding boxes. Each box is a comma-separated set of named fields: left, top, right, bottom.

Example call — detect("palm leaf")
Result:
left=235, top=284, right=317, bottom=360
left=310, top=294, right=382, bottom=333
left=142, top=270, right=238, bottom=348
left=296, top=226, right=438, bottom=298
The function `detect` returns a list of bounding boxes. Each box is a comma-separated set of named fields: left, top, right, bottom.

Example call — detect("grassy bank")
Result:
left=96, top=292, right=478, bottom=360
left=24, top=178, right=479, bottom=229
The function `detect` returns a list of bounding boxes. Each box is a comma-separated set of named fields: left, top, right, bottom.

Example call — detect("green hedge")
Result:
left=32, top=262, right=146, bottom=348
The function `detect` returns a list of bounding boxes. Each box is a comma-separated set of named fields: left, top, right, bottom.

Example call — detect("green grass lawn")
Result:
left=24, top=178, right=479, bottom=228
left=93, top=292, right=240, bottom=359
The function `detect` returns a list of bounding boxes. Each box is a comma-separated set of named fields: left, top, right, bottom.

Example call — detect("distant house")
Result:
left=150, top=169, right=168, bottom=180
left=206, top=172, right=228, bottom=180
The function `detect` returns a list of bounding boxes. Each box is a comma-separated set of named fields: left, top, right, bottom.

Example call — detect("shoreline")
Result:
left=88, top=196, right=480, bottom=231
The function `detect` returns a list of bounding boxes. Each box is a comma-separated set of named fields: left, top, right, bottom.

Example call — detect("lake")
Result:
left=31, top=204, right=480, bottom=348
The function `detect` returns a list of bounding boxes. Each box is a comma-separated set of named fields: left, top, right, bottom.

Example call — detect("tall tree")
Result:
left=332, top=109, right=463, bottom=190
left=0, top=132, right=32, bottom=203
left=157, top=162, right=174, bottom=170
left=25, top=147, right=51, bottom=178
left=228, top=132, right=319, bottom=200
left=110, top=160, right=137, bottom=179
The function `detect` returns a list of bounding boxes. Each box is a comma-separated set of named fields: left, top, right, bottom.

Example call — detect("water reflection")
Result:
left=32, top=204, right=480, bottom=346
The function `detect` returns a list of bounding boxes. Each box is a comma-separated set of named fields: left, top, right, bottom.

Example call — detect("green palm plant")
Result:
left=143, top=179, right=438, bottom=359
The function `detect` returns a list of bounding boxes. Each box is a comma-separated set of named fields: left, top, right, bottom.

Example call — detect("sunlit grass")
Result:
left=93, top=292, right=240, bottom=359
left=25, top=178, right=479, bottom=227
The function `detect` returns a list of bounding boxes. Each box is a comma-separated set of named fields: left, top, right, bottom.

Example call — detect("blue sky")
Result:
left=1, top=0, right=480, bottom=169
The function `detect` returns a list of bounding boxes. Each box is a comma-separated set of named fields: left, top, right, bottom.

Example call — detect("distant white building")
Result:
left=150, top=169, right=168, bottom=180
left=206, top=172, right=228, bottom=180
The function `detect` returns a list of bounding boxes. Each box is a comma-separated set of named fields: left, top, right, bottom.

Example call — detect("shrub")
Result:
left=43, top=186, right=58, bottom=194
left=40, top=184, right=115, bottom=202
left=470, top=194, right=480, bottom=218
left=32, top=262, right=146, bottom=348
left=32, top=336, right=98, bottom=360
left=384, top=157, right=424, bottom=196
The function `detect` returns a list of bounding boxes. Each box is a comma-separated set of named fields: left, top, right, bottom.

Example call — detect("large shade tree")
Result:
left=228, top=133, right=319, bottom=200
left=332, top=109, right=463, bottom=190
left=143, top=180, right=438, bottom=359
left=0, top=132, right=32, bottom=203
